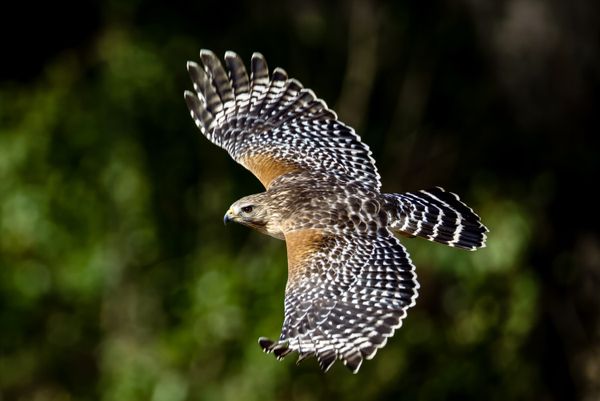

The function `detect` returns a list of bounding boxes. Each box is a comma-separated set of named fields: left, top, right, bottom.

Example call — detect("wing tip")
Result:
left=184, top=90, right=201, bottom=109
left=183, top=90, right=196, bottom=101
left=258, top=336, right=275, bottom=352
left=251, top=52, right=269, bottom=80
left=224, top=50, right=239, bottom=59
left=251, top=51, right=265, bottom=61
left=186, top=60, right=200, bottom=71
left=342, top=355, right=363, bottom=374
left=272, top=67, right=288, bottom=81
left=199, top=48, right=217, bottom=60
left=296, top=352, right=312, bottom=365
left=318, top=354, right=336, bottom=373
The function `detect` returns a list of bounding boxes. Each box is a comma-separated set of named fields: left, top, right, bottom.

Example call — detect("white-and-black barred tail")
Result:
left=386, top=187, right=488, bottom=250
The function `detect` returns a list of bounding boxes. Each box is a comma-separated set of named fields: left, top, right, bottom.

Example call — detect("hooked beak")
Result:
left=223, top=209, right=234, bottom=225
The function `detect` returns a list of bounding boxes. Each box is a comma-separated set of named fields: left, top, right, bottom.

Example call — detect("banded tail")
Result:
left=386, top=187, right=488, bottom=250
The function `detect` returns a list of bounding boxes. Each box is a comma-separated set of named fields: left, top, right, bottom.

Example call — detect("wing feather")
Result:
left=259, top=229, right=419, bottom=373
left=185, top=50, right=381, bottom=189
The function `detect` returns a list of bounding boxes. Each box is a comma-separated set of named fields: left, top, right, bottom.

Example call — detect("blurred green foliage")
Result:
left=1, top=1, right=598, bottom=400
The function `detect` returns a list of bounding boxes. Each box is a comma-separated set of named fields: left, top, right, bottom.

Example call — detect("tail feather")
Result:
left=387, top=187, right=488, bottom=250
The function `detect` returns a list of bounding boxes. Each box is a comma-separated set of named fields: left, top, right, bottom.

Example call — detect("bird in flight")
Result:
left=184, top=50, right=488, bottom=373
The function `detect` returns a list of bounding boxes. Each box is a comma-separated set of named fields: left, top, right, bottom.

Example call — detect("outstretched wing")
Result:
left=184, top=50, right=381, bottom=189
left=258, top=228, right=419, bottom=373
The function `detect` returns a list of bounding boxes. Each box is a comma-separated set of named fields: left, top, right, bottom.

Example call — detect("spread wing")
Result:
left=184, top=50, right=381, bottom=189
left=258, top=228, right=419, bottom=373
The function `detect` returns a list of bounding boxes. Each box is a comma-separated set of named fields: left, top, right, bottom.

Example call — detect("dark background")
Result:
left=1, top=0, right=598, bottom=400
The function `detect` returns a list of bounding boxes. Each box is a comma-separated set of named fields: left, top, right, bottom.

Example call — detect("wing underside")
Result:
left=184, top=50, right=381, bottom=189
left=259, top=228, right=419, bottom=373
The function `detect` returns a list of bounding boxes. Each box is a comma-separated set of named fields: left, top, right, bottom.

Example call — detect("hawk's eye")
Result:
left=241, top=205, right=254, bottom=214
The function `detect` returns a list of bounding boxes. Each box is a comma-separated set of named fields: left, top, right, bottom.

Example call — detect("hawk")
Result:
left=184, top=50, right=488, bottom=373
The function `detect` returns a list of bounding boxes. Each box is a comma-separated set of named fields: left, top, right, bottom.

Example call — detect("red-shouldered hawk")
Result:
left=184, top=50, right=488, bottom=373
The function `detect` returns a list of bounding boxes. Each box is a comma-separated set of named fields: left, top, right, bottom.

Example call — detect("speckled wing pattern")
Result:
left=184, top=50, right=487, bottom=373
left=265, top=229, right=418, bottom=373
left=184, top=50, right=381, bottom=190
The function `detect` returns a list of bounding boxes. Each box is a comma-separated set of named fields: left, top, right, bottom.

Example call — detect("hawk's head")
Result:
left=224, top=194, right=284, bottom=239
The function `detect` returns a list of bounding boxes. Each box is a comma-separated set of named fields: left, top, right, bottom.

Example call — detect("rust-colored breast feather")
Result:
left=240, top=154, right=298, bottom=188
left=284, top=229, right=325, bottom=286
